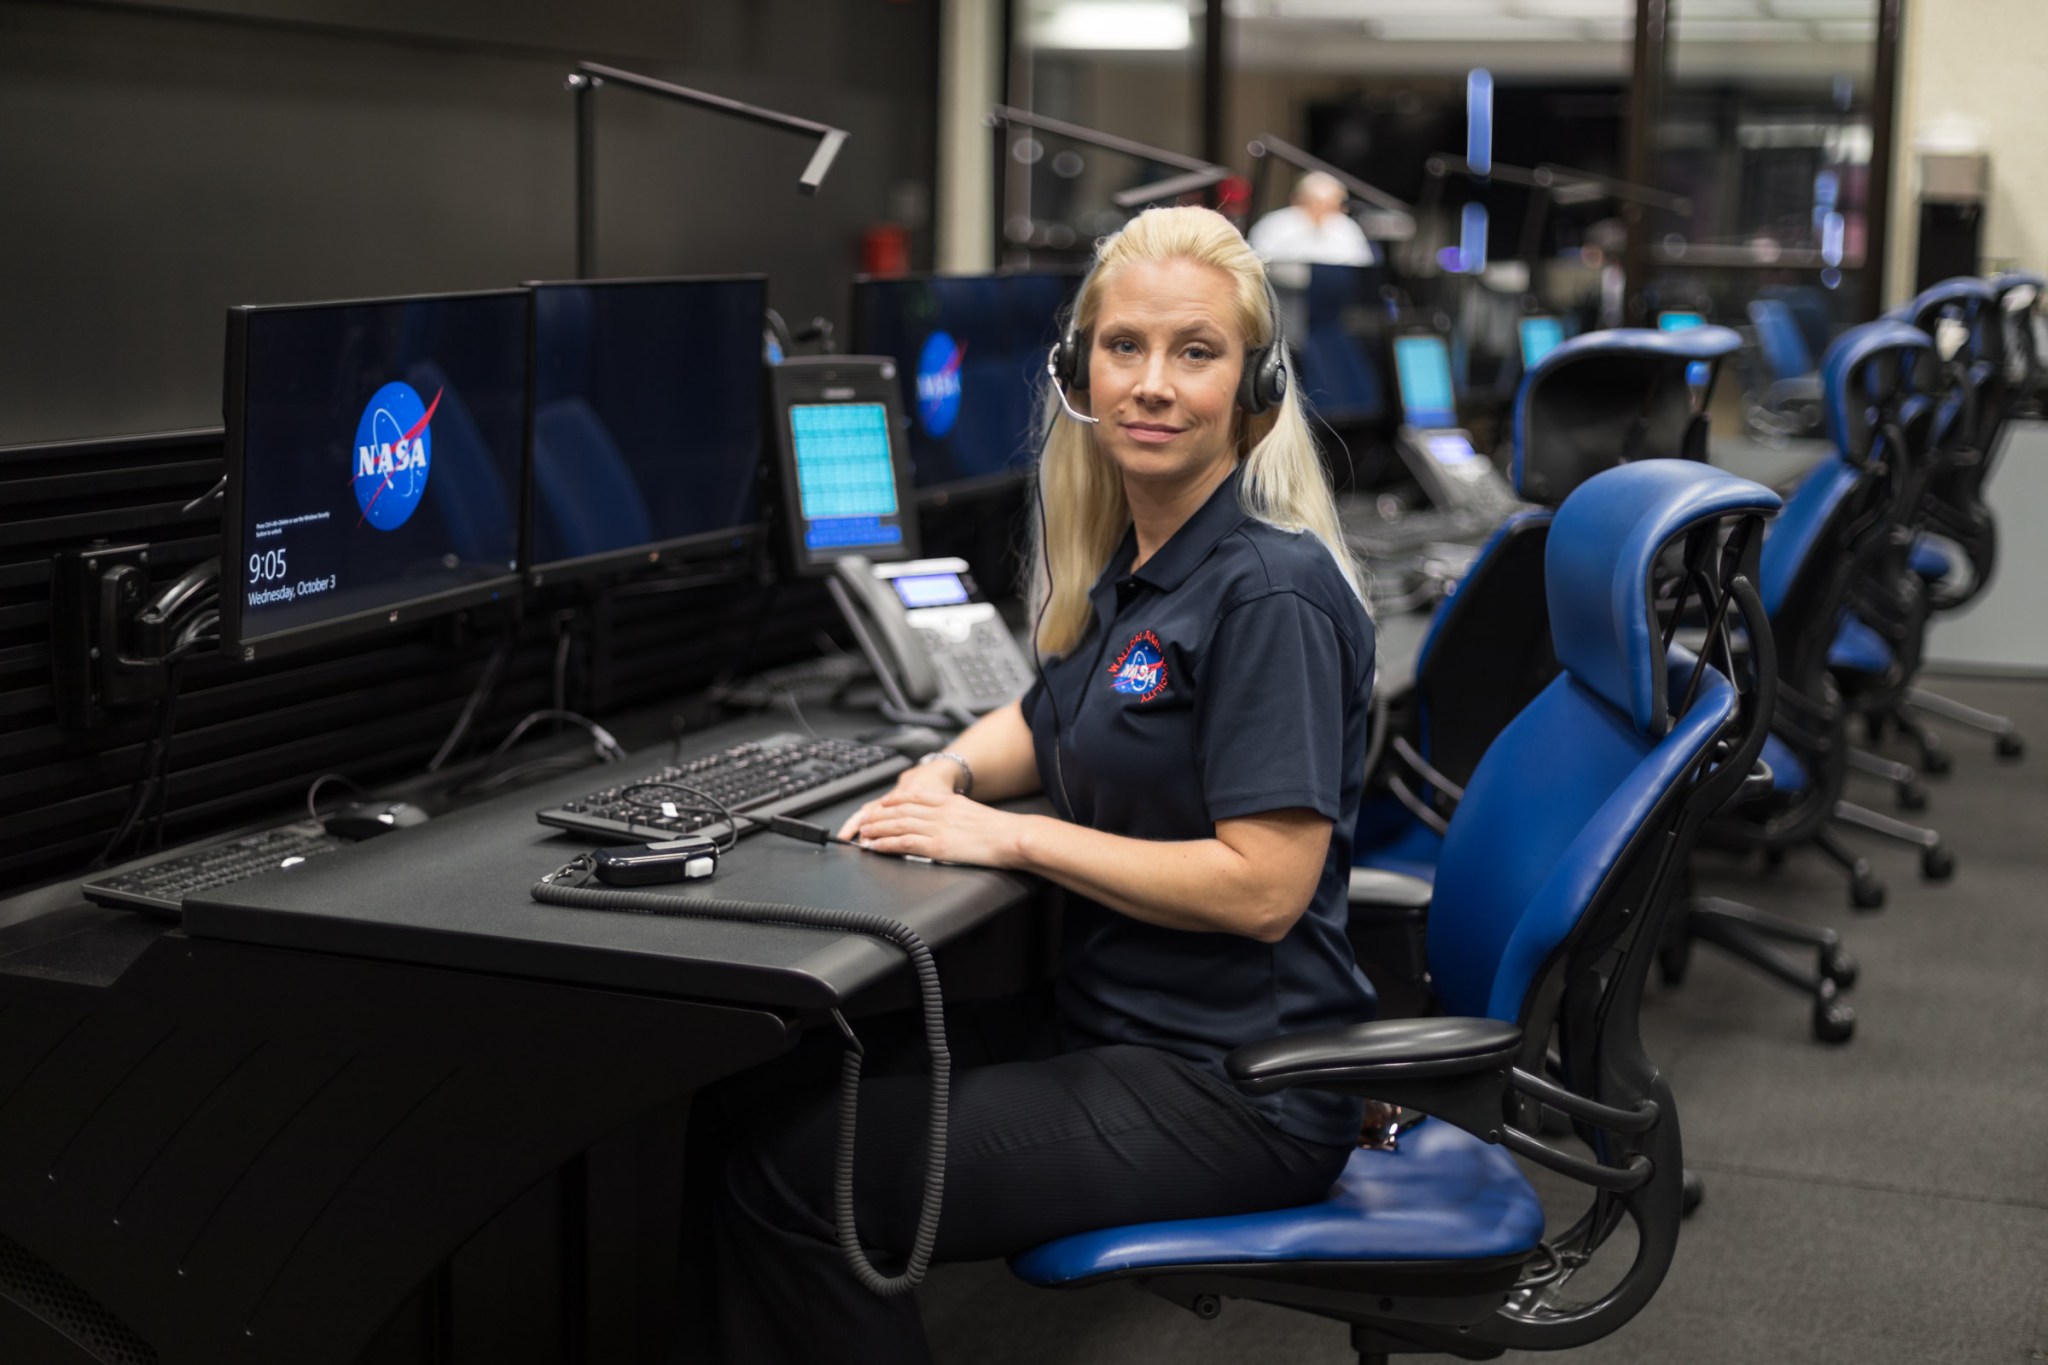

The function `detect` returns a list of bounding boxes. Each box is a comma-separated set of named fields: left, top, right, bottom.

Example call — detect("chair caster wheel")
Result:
left=1813, top=989, right=1856, bottom=1044
left=1658, top=937, right=1691, bottom=985
left=1922, top=748, right=1953, bottom=776
left=1851, top=873, right=1886, bottom=912
left=1820, top=947, right=1858, bottom=990
left=1682, top=1170, right=1705, bottom=1219
left=1897, top=782, right=1927, bottom=812
left=1922, top=845, right=1956, bottom=881
left=1997, top=734, right=2024, bottom=761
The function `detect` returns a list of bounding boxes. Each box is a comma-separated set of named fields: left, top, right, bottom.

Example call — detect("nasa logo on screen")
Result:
left=915, top=331, right=963, bottom=438
left=351, top=381, right=441, bottom=530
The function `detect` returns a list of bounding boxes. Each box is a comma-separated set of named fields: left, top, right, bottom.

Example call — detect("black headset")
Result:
left=1047, top=265, right=1291, bottom=417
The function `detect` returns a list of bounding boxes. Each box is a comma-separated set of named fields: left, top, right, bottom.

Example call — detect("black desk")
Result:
left=0, top=612, right=1433, bottom=1365
left=0, top=712, right=1035, bottom=1365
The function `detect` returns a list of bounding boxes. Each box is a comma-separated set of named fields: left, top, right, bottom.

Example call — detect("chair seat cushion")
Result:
left=1829, top=616, right=1893, bottom=675
left=1354, top=820, right=1445, bottom=884
left=1008, top=1117, right=1544, bottom=1287
left=1760, top=733, right=1809, bottom=795
left=1909, top=538, right=1954, bottom=581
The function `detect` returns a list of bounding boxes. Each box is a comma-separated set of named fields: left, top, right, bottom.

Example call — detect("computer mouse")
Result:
left=323, top=801, right=431, bottom=840
left=871, top=725, right=950, bottom=759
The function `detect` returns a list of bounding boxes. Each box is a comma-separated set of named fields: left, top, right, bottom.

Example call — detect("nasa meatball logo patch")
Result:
left=1107, top=629, right=1169, bottom=702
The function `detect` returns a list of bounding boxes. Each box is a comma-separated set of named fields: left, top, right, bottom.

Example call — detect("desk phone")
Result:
left=831, top=555, right=1035, bottom=727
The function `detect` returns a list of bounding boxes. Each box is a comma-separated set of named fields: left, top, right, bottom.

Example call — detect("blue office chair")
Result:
left=1354, top=325, right=1743, bottom=898
left=1661, top=322, right=1940, bottom=1040
left=1014, top=460, right=1779, bottom=1363
left=1744, top=297, right=1825, bottom=441
left=1749, top=319, right=1943, bottom=889
left=1880, top=275, right=2033, bottom=764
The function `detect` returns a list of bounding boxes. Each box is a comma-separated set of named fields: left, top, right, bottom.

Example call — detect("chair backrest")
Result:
left=1899, top=276, right=2005, bottom=453
left=1405, top=326, right=1740, bottom=792
left=1511, top=326, right=1742, bottom=506
left=1428, top=460, right=1781, bottom=1023
left=1410, top=510, right=1555, bottom=790
left=1990, top=272, right=2045, bottom=401
left=1749, top=298, right=1817, bottom=381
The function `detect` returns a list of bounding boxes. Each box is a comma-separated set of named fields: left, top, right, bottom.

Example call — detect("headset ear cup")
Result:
left=1239, top=343, right=1289, bottom=415
left=1055, top=324, right=1088, bottom=393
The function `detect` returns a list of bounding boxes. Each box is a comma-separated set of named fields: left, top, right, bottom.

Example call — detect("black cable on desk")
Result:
left=528, top=874, right=949, bottom=1297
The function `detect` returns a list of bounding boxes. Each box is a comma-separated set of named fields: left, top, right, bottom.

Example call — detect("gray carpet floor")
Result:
left=916, top=674, right=2048, bottom=1365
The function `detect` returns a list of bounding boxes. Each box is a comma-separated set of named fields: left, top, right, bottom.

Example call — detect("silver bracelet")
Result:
left=917, top=750, right=973, bottom=797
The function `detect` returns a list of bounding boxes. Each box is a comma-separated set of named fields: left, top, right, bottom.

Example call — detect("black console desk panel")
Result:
left=0, top=714, right=1037, bottom=1365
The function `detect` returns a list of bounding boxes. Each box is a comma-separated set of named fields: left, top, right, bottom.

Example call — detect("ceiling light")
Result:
left=1033, top=2, right=1192, bottom=50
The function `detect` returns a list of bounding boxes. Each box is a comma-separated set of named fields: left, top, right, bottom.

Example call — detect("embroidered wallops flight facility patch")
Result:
left=1107, top=629, right=1169, bottom=702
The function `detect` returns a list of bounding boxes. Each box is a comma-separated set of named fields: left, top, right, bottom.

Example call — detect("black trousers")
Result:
left=704, top=999, right=1352, bottom=1364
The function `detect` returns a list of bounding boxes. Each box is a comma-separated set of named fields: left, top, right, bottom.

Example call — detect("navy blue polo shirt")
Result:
left=1021, top=464, right=1378, bottom=1147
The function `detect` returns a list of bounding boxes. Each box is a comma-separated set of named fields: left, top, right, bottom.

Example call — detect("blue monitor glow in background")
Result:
left=789, top=402, right=904, bottom=551
left=1395, top=335, right=1459, bottom=429
left=1519, top=317, right=1565, bottom=369
left=1657, top=311, right=1711, bottom=387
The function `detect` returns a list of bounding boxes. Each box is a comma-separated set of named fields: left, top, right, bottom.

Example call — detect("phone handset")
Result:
left=828, top=555, right=948, bottom=724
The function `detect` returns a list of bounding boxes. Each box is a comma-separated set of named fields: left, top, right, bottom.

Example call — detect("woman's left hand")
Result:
left=849, top=787, right=1032, bottom=870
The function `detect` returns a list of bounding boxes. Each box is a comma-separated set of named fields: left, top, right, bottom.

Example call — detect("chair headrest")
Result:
left=1546, top=461, right=1781, bottom=736
left=1511, top=326, right=1742, bottom=505
left=1819, top=320, right=1935, bottom=459
left=1903, top=276, right=1996, bottom=328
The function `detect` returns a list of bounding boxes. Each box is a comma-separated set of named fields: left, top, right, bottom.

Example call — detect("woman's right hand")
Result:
left=837, top=763, right=961, bottom=843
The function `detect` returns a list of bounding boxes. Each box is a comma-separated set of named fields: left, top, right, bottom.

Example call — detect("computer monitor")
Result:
left=1518, top=316, right=1565, bottom=370
left=222, top=290, right=526, bottom=661
left=770, top=356, right=919, bottom=575
left=1393, top=333, right=1460, bottom=430
left=526, top=276, right=766, bottom=584
left=851, top=271, right=1077, bottom=497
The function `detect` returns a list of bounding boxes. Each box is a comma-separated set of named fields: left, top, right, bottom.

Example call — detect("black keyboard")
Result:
left=535, top=733, right=910, bottom=844
left=83, top=823, right=348, bottom=917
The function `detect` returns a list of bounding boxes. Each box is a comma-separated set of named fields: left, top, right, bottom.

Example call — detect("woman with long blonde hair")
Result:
left=717, top=207, right=1379, bottom=1363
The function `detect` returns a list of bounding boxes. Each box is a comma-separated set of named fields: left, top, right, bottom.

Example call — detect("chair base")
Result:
left=1813, top=827, right=1888, bottom=910
left=1848, top=745, right=1928, bottom=810
left=1674, top=897, right=1857, bottom=1044
left=1833, top=801, right=1957, bottom=881
left=1902, top=686, right=2026, bottom=762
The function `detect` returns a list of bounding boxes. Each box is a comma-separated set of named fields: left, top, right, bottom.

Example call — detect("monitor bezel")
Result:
left=769, top=356, right=921, bottom=578
left=850, top=268, right=1081, bottom=501
left=521, top=273, right=771, bottom=588
left=220, top=288, right=528, bottom=663
left=1392, top=328, right=1461, bottom=431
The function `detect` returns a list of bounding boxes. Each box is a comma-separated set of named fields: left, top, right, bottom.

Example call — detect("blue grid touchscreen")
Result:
left=789, top=402, right=905, bottom=551
left=1394, top=335, right=1458, bottom=430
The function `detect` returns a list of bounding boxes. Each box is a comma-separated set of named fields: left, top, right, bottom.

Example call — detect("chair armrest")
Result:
left=1227, top=1019, right=1659, bottom=1193
left=1227, top=1017, right=1521, bottom=1096
left=1347, top=868, right=1433, bottom=912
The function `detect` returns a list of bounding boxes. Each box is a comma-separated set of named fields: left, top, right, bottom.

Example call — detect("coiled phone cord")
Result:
left=529, top=874, right=950, bottom=1297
